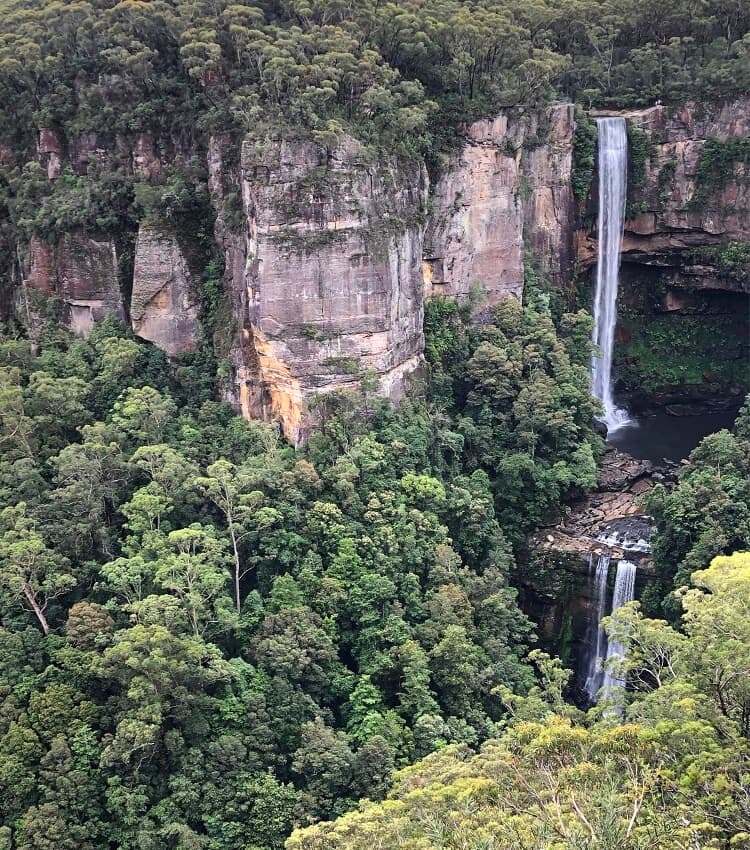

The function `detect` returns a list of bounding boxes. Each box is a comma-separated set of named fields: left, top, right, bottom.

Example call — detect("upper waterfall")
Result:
left=591, top=117, right=631, bottom=433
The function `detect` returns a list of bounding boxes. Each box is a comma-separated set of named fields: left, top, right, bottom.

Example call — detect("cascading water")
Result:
left=591, top=117, right=632, bottom=433
left=601, top=560, right=637, bottom=697
left=582, top=557, right=638, bottom=704
left=584, top=553, right=610, bottom=702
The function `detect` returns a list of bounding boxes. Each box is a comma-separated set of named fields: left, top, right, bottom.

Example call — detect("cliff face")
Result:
left=130, top=225, right=201, bottom=357
left=222, top=135, right=428, bottom=444
left=20, top=232, right=124, bottom=335
left=7, top=98, right=749, bottom=435
left=577, top=98, right=750, bottom=287
left=424, top=104, right=576, bottom=303
left=623, top=98, right=750, bottom=266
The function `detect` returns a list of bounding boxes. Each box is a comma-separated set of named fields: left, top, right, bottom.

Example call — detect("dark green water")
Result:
left=607, top=411, right=739, bottom=463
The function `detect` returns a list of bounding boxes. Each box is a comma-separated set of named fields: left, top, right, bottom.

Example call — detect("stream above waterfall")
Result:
left=605, top=410, right=739, bottom=463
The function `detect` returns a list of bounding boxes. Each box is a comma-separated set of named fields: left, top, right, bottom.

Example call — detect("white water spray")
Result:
left=584, top=553, right=610, bottom=702
left=591, top=117, right=632, bottom=432
left=601, top=560, right=637, bottom=698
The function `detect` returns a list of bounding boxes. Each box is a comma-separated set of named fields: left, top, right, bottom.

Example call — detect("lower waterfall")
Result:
left=584, top=554, right=610, bottom=702
left=601, top=560, right=637, bottom=697
left=582, top=557, right=637, bottom=703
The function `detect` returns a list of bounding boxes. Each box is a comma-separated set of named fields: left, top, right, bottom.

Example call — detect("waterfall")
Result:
left=582, top=557, right=638, bottom=704
left=584, top=553, right=610, bottom=702
left=591, top=117, right=632, bottom=433
left=601, top=560, right=637, bottom=697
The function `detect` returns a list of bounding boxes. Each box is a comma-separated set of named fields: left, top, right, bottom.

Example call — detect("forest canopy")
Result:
left=0, top=294, right=605, bottom=848
left=0, top=0, right=749, bottom=159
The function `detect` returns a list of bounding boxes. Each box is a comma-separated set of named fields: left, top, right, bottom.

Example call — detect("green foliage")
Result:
left=289, top=551, right=750, bottom=849
left=2, top=311, right=593, bottom=844
left=657, top=159, right=677, bottom=209
left=645, top=399, right=750, bottom=616
left=424, top=294, right=601, bottom=543
left=617, top=312, right=749, bottom=392
left=571, top=109, right=597, bottom=203
left=691, top=137, right=750, bottom=206
left=688, top=241, right=750, bottom=284
left=615, top=278, right=750, bottom=396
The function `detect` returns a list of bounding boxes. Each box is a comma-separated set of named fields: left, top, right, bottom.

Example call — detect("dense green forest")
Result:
left=289, top=546, right=750, bottom=848
left=1, top=293, right=748, bottom=847
left=0, top=292, right=607, bottom=847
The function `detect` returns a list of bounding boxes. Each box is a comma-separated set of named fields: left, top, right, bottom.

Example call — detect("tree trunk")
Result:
left=228, top=520, right=241, bottom=614
left=22, top=582, right=50, bottom=635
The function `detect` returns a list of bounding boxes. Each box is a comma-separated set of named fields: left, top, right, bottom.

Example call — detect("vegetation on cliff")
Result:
left=1, top=0, right=749, bottom=252
left=1, top=1, right=750, bottom=847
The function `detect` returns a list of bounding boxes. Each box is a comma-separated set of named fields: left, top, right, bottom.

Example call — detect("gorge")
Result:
left=2, top=3, right=750, bottom=846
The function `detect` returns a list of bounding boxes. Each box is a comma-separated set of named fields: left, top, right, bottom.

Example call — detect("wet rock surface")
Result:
left=528, top=448, right=667, bottom=569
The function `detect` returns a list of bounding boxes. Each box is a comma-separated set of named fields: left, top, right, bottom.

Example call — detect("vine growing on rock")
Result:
left=571, top=109, right=597, bottom=206
left=625, top=123, right=655, bottom=218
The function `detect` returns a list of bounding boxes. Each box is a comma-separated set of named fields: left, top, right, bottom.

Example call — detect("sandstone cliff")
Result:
left=424, top=103, right=576, bottom=303
left=6, top=98, right=749, bottom=436
left=214, top=134, right=428, bottom=444
left=624, top=98, right=750, bottom=271
left=20, top=232, right=124, bottom=335
left=130, top=225, right=201, bottom=356
left=578, top=98, right=750, bottom=291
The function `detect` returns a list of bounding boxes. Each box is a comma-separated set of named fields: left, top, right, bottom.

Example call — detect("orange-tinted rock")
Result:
left=218, top=133, right=428, bottom=444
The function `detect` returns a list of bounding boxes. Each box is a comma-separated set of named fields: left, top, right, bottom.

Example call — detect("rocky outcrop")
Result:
left=623, top=98, right=750, bottom=265
left=424, top=104, right=576, bottom=304
left=37, top=128, right=63, bottom=180
left=219, top=134, right=428, bottom=444
left=528, top=448, right=658, bottom=566
left=130, top=225, right=201, bottom=356
left=21, top=232, right=125, bottom=334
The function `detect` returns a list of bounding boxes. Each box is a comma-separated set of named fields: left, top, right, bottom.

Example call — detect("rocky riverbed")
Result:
left=528, top=447, right=678, bottom=570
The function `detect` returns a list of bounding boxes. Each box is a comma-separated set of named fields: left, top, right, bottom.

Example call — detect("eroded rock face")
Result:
left=221, top=134, right=428, bottom=444
left=22, top=232, right=125, bottom=334
left=130, top=225, right=201, bottom=356
left=424, top=104, right=576, bottom=304
left=37, top=128, right=63, bottom=180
